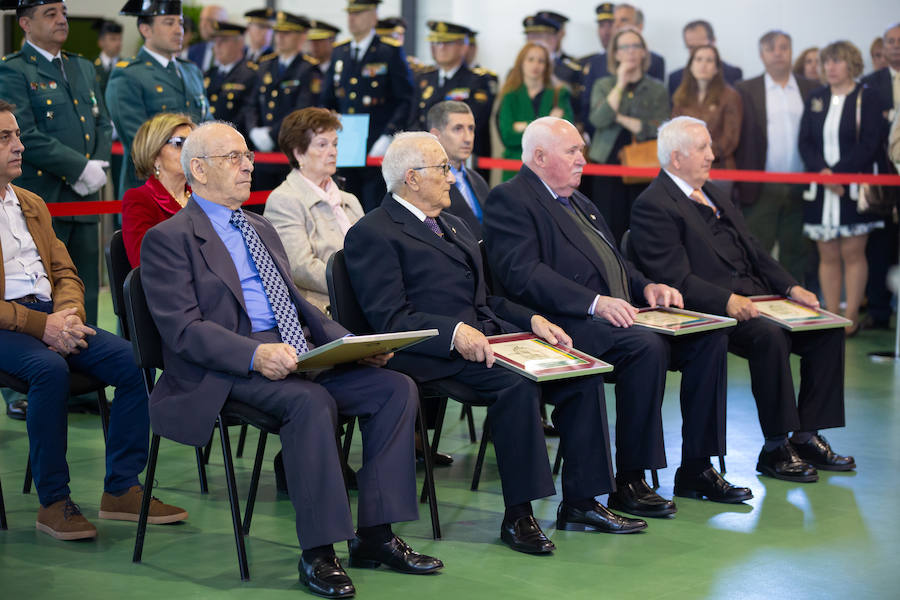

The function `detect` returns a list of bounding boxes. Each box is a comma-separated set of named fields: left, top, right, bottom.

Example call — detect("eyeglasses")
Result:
left=617, top=43, right=644, bottom=52
left=411, top=162, right=451, bottom=175
left=166, top=136, right=186, bottom=148
left=197, top=151, right=255, bottom=165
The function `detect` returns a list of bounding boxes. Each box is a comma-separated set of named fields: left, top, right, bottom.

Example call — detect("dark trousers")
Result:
left=51, top=220, right=99, bottom=326
left=440, top=360, right=613, bottom=507
left=728, top=318, right=846, bottom=438
left=571, top=319, right=728, bottom=471
left=742, top=183, right=809, bottom=285
left=0, top=301, right=147, bottom=506
left=228, top=338, right=418, bottom=549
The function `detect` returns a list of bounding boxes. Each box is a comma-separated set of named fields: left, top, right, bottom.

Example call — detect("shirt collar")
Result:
left=539, top=178, right=559, bottom=200
left=449, top=163, right=466, bottom=179
left=890, top=66, right=900, bottom=79
left=352, top=29, right=376, bottom=58
left=219, top=60, right=239, bottom=74
left=26, top=40, right=61, bottom=63
left=764, top=71, right=798, bottom=91
left=193, top=193, right=237, bottom=229
left=2, top=184, right=19, bottom=207
left=663, top=169, right=701, bottom=198
left=142, top=45, right=175, bottom=68
left=392, top=193, right=427, bottom=222
left=278, top=52, right=297, bottom=66
left=439, top=63, right=461, bottom=81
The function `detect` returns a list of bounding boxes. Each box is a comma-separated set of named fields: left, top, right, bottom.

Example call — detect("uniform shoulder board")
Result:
left=303, top=54, right=320, bottom=65
left=258, top=52, right=278, bottom=63
left=246, top=61, right=259, bottom=70
left=418, top=64, right=437, bottom=73
left=93, top=57, right=102, bottom=66
left=379, top=36, right=402, bottom=47
left=62, top=50, right=83, bottom=58
left=1, top=51, right=22, bottom=62
left=472, top=67, right=497, bottom=78
left=118, top=57, right=138, bottom=68
left=333, top=39, right=351, bottom=48
left=563, top=57, right=582, bottom=71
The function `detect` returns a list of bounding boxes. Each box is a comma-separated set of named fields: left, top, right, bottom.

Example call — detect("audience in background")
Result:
left=793, top=47, right=822, bottom=82
left=869, top=37, right=887, bottom=72
left=667, top=20, right=743, bottom=98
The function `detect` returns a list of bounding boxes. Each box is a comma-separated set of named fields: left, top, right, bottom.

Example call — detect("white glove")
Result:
left=71, top=160, right=109, bottom=196
left=249, top=127, right=275, bottom=152
left=367, top=134, right=392, bottom=158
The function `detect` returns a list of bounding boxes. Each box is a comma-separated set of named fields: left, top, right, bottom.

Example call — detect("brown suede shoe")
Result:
left=36, top=497, right=97, bottom=540
left=99, top=485, right=188, bottom=524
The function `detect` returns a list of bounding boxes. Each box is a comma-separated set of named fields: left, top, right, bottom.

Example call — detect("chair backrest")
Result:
left=123, top=267, right=165, bottom=370
left=620, top=229, right=635, bottom=262
left=105, top=229, right=132, bottom=340
left=325, top=250, right=374, bottom=335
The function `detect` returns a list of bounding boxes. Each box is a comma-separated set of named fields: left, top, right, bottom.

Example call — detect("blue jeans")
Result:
left=0, top=301, right=148, bottom=506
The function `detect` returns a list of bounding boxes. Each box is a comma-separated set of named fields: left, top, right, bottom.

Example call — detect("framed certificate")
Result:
left=632, top=306, right=736, bottom=335
left=487, top=333, right=613, bottom=382
left=295, top=329, right=438, bottom=371
left=749, top=296, right=851, bottom=331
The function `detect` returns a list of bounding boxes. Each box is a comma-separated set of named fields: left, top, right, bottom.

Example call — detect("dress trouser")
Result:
left=228, top=329, right=419, bottom=549
left=727, top=317, right=846, bottom=438
left=0, top=301, right=147, bottom=506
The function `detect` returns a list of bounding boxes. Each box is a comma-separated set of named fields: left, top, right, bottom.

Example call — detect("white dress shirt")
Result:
left=1, top=186, right=52, bottom=301
left=350, top=29, right=376, bottom=63
left=763, top=72, right=805, bottom=173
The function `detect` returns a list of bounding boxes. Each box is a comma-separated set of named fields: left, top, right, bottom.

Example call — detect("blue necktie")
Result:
left=455, top=169, right=483, bottom=222
left=229, top=209, right=309, bottom=356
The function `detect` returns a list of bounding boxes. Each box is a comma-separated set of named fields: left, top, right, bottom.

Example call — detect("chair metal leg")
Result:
left=463, top=405, right=476, bottom=443
left=415, top=403, right=441, bottom=539
left=718, top=455, right=726, bottom=474
left=341, top=417, right=355, bottom=463
left=0, top=475, right=7, bottom=530
left=96, top=388, right=110, bottom=443
left=218, top=417, right=250, bottom=581
left=133, top=433, right=160, bottom=563
left=552, top=444, right=563, bottom=475
left=23, top=457, right=32, bottom=494
left=203, top=432, right=214, bottom=465
left=195, top=447, right=209, bottom=494
left=242, top=431, right=268, bottom=536
left=420, top=397, right=447, bottom=504
left=235, top=424, right=248, bottom=458
left=470, top=416, right=491, bottom=491
left=651, top=469, right=660, bottom=489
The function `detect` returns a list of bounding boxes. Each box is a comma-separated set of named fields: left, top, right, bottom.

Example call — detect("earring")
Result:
left=298, top=163, right=303, bottom=170
left=154, top=164, right=161, bottom=178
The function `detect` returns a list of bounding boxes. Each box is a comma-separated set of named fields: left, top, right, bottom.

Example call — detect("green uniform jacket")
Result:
left=0, top=44, right=112, bottom=223
left=106, top=47, right=208, bottom=196
left=588, top=75, right=669, bottom=164
left=497, top=84, right=574, bottom=179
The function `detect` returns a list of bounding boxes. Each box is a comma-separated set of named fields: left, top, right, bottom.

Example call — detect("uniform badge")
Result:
left=311, top=79, right=321, bottom=94
left=362, top=95, right=371, bottom=106
left=335, top=60, right=343, bottom=74
left=422, top=85, right=434, bottom=100
left=46, top=111, right=54, bottom=120
left=362, top=63, right=387, bottom=77
left=447, top=88, right=470, bottom=101
left=30, top=82, right=38, bottom=91
left=203, top=77, right=210, bottom=88
left=474, top=90, right=488, bottom=102
left=811, top=98, right=824, bottom=113
left=155, top=85, right=164, bottom=93
left=90, top=91, right=99, bottom=117
left=48, top=80, right=58, bottom=89
left=263, top=72, right=273, bottom=85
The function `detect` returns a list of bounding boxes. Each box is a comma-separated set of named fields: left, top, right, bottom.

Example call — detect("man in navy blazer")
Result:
left=140, top=122, right=441, bottom=599
left=630, top=117, right=854, bottom=482
left=344, top=132, right=647, bottom=555
left=483, top=117, right=751, bottom=518
left=666, top=20, right=742, bottom=97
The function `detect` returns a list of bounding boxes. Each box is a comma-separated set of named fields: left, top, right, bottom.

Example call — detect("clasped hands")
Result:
left=42, top=307, right=96, bottom=355
left=452, top=315, right=572, bottom=367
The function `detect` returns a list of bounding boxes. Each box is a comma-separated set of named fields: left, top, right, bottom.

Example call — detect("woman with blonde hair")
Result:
left=122, top=113, right=196, bottom=266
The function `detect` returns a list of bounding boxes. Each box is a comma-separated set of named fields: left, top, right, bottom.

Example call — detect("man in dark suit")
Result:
left=860, top=22, right=900, bottom=331
left=344, top=132, right=646, bottom=555
left=186, top=4, right=225, bottom=72
left=631, top=117, right=854, bottom=482
left=203, top=21, right=258, bottom=138
left=321, top=0, right=415, bottom=212
left=483, top=117, right=750, bottom=518
left=410, top=21, right=495, bottom=169
left=427, top=101, right=488, bottom=238
left=666, top=20, right=743, bottom=97
left=734, top=30, right=817, bottom=284
left=140, top=122, right=442, bottom=598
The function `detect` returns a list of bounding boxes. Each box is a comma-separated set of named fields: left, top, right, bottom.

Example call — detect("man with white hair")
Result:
left=630, top=116, right=854, bottom=483
left=344, top=132, right=647, bottom=555
left=140, top=121, right=441, bottom=598
left=483, top=117, right=750, bottom=518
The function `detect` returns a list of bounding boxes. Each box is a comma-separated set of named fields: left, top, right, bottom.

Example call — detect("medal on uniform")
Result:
left=46, top=111, right=54, bottom=119
left=90, top=91, right=99, bottom=117
left=49, top=81, right=57, bottom=90
left=423, top=85, right=434, bottom=100
left=335, top=60, right=343, bottom=74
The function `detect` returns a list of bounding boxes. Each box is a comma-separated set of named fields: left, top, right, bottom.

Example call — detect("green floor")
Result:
left=1, top=293, right=898, bottom=599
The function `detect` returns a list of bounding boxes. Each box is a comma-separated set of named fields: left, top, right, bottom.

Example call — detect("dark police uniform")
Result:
left=205, top=60, right=259, bottom=137
left=0, top=42, right=112, bottom=325
left=253, top=53, right=321, bottom=148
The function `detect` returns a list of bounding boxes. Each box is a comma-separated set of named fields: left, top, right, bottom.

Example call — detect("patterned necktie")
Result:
left=229, top=209, right=309, bottom=356
left=424, top=216, right=443, bottom=237
left=690, top=188, right=720, bottom=218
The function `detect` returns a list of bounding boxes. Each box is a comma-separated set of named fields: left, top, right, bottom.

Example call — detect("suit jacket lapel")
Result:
left=659, top=172, right=731, bottom=264
left=384, top=197, right=468, bottom=267
left=187, top=200, right=248, bottom=315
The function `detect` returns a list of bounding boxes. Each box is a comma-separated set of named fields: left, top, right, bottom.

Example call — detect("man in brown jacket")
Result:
left=0, top=100, right=185, bottom=541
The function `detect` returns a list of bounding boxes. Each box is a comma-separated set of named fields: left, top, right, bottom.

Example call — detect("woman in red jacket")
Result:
left=122, top=113, right=196, bottom=266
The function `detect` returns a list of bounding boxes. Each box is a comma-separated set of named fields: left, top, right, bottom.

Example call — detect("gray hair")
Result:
left=616, top=4, right=644, bottom=27
left=759, top=29, right=791, bottom=51
left=381, top=131, right=440, bottom=192
left=885, top=22, right=900, bottom=37
left=657, top=116, right=707, bottom=168
left=426, top=100, right=472, bottom=132
left=180, top=120, right=237, bottom=185
left=521, top=116, right=575, bottom=164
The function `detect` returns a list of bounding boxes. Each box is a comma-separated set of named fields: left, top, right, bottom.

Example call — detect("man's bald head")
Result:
left=522, top=117, right=585, bottom=197
left=182, top=121, right=254, bottom=208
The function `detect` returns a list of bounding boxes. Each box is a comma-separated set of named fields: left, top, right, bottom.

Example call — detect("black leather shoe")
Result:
left=756, top=443, right=819, bottom=482
left=298, top=554, right=355, bottom=599
left=6, top=399, right=26, bottom=421
left=542, top=417, right=560, bottom=437
left=556, top=501, right=647, bottom=533
left=608, top=478, right=677, bottom=518
left=790, top=434, right=855, bottom=471
left=500, top=515, right=556, bottom=554
left=674, top=467, right=753, bottom=503
left=415, top=448, right=454, bottom=466
left=348, top=534, right=443, bottom=574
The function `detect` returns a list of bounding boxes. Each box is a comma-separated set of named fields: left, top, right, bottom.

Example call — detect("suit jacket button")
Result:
left=465, top=271, right=472, bottom=278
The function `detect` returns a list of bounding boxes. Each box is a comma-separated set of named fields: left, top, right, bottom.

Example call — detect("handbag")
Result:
left=618, top=136, right=658, bottom=185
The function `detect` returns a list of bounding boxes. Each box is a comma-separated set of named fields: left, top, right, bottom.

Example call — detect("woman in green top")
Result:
left=588, top=27, right=669, bottom=243
left=497, top=43, right=574, bottom=180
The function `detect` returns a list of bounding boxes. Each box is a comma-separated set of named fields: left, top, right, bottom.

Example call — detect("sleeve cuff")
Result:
left=450, top=321, right=463, bottom=351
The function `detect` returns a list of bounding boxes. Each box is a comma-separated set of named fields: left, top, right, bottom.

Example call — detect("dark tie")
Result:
left=277, top=60, right=287, bottom=78
left=229, top=209, right=309, bottom=356
left=557, top=195, right=572, bottom=208
left=424, top=216, right=443, bottom=237
left=51, top=57, right=67, bottom=82
left=352, top=46, right=361, bottom=64
left=166, top=60, right=180, bottom=79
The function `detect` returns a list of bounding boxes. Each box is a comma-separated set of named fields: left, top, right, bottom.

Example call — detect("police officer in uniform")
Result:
left=307, top=19, right=341, bottom=87
left=204, top=21, right=258, bottom=138
left=0, top=0, right=112, bottom=326
left=106, top=0, right=208, bottom=197
left=410, top=21, right=495, bottom=170
left=243, top=8, right=274, bottom=64
left=91, top=19, right=122, bottom=96
left=322, top=0, right=414, bottom=212
left=376, top=16, right=424, bottom=75
left=579, top=3, right=616, bottom=136
left=534, top=11, right=584, bottom=97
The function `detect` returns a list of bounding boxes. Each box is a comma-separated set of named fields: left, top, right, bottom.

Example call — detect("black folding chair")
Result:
left=124, top=267, right=279, bottom=581
left=326, top=250, right=443, bottom=538
left=0, top=474, right=7, bottom=530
